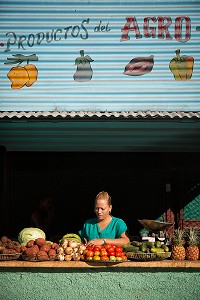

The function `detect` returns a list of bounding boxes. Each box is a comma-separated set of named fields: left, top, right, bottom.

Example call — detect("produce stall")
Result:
left=1, top=224, right=200, bottom=300
left=0, top=0, right=200, bottom=299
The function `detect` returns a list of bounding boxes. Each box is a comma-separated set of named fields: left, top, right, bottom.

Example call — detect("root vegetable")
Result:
left=37, top=250, right=49, bottom=261
left=40, top=244, right=51, bottom=253
left=64, top=254, right=72, bottom=261
left=72, top=253, right=81, bottom=261
left=57, top=247, right=64, bottom=255
left=48, top=249, right=56, bottom=260
left=35, top=238, right=46, bottom=247
left=68, top=240, right=78, bottom=248
left=58, top=254, right=65, bottom=261
left=65, top=247, right=73, bottom=255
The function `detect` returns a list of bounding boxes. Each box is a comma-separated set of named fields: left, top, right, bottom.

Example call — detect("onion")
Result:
left=58, top=254, right=65, bottom=261
left=65, top=247, right=73, bottom=255
left=57, top=247, right=64, bottom=255
left=64, top=254, right=72, bottom=261
left=79, top=244, right=86, bottom=252
left=72, top=253, right=81, bottom=261
left=62, top=239, right=69, bottom=249
left=68, top=240, right=78, bottom=248
left=73, top=247, right=78, bottom=253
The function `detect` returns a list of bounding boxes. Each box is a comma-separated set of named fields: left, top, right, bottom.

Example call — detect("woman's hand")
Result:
left=86, top=238, right=104, bottom=247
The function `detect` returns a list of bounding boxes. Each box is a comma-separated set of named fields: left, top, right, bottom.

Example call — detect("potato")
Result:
left=48, top=249, right=56, bottom=260
left=35, top=238, right=46, bottom=247
left=37, top=250, right=49, bottom=261
left=40, top=244, right=51, bottom=253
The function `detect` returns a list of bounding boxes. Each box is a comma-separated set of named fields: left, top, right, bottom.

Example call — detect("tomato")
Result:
left=108, top=251, right=115, bottom=257
left=100, top=250, right=108, bottom=256
left=101, top=255, right=109, bottom=261
left=100, top=246, right=106, bottom=252
left=107, top=246, right=115, bottom=253
left=121, top=255, right=127, bottom=261
left=116, top=256, right=123, bottom=261
left=85, top=256, right=93, bottom=261
left=86, top=250, right=94, bottom=257
left=87, top=246, right=94, bottom=251
left=83, top=249, right=88, bottom=255
left=115, top=251, right=123, bottom=257
left=93, top=255, right=101, bottom=261
left=94, top=251, right=100, bottom=256
left=105, top=244, right=112, bottom=250
left=93, top=246, right=101, bottom=252
left=115, top=246, right=123, bottom=252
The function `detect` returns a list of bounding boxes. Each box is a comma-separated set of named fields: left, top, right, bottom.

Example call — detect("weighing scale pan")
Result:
left=138, top=219, right=174, bottom=232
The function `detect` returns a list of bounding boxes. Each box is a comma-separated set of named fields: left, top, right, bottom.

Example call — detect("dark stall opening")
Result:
left=0, top=151, right=200, bottom=241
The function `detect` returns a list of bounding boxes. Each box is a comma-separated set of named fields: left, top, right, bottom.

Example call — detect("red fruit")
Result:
left=107, top=246, right=115, bottom=253
left=35, top=238, right=46, bottom=247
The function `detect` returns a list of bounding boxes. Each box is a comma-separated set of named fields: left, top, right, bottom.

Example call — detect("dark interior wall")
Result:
left=1, top=152, right=200, bottom=240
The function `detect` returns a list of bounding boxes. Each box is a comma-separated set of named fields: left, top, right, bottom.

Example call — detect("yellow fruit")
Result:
left=186, top=246, right=199, bottom=261
left=185, top=227, right=199, bottom=261
left=171, top=228, right=186, bottom=260
left=7, top=66, right=29, bottom=89
left=171, top=245, right=186, bottom=260
left=24, top=64, right=38, bottom=86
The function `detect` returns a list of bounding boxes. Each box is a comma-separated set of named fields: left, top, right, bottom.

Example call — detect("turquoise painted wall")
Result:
left=0, top=268, right=200, bottom=300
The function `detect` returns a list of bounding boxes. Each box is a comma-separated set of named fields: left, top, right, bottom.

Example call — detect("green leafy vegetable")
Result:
left=18, top=227, right=46, bottom=245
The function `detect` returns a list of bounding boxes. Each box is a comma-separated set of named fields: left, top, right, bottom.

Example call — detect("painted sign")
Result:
left=0, top=0, right=199, bottom=112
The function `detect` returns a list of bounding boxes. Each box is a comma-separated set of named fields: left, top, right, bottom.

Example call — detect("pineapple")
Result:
left=171, top=228, right=186, bottom=260
left=185, top=227, right=199, bottom=261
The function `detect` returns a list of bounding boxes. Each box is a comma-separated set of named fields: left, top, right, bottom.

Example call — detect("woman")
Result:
left=79, top=191, right=130, bottom=247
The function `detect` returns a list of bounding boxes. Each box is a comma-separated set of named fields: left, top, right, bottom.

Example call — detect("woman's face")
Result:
left=94, top=198, right=112, bottom=220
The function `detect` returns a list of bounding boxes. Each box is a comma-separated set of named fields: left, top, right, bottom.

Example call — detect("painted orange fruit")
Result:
left=24, top=64, right=38, bottom=86
left=7, top=66, right=29, bottom=89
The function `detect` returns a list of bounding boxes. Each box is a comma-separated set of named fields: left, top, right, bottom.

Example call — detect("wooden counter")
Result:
left=0, top=259, right=200, bottom=268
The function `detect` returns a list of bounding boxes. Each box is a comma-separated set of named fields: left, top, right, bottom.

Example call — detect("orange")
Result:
left=7, top=66, right=29, bottom=89
left=24, top=64, right=38, bottom=87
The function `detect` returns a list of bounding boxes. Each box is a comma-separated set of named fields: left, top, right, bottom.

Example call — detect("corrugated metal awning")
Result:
left=0, top=111, right=200, bottom=152
left=1, top=111, right=200, bottom=119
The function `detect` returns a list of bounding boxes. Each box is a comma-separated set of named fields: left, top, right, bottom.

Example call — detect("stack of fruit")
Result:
left=83, top=244, right=127, bottom=261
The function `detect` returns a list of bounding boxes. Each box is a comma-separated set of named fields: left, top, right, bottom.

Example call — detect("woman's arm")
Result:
left=86, top=231, right=130, bottom=247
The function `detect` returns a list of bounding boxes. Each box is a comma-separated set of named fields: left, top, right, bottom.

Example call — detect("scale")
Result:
left=138, top=219, right=174, bottom=243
